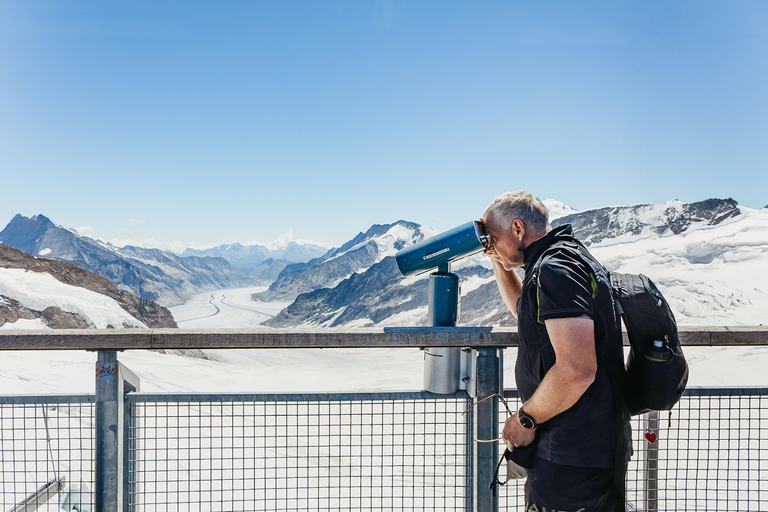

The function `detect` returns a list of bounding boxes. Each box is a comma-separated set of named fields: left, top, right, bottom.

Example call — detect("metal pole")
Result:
left=95, top=350, right=121, bottom=512
left=644, top=410, right=660, bottom=512
left=123, top=372, right=139, bottom=512
left=95, top=350, right=140, bottom=512
left=424, top=263, right=462, bottom=394
left=473, top=348, right=500, bottom=512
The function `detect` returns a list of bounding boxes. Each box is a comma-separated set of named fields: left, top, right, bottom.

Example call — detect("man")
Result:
left=482, top=191, right=630, bottom=512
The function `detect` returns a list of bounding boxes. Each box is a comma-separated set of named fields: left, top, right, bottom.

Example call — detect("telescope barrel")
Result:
left=395, top=221, right=488, bottom=277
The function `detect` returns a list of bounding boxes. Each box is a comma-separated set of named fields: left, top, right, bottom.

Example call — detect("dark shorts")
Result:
left=524, top=456, right=616, bottom=512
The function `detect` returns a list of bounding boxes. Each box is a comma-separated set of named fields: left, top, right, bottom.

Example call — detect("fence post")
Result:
left=95, top=351, right=140, bottom=512
left=644, top=410, right=660, bottom=512
left=472, top=348, right=500, bottom=512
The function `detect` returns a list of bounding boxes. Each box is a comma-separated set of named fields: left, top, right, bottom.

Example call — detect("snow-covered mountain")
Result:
left=572, top=199, right=768, bottom=326
left=265, top=198, right=768, bottom=328
left=553, top=198, right=742, bottom=245
left=0, top=214, right=256, bottom=306
left=255, top=221, right=437, bottom=302
left=2, top=198, right=764, bottom=330
left=0, top=243, right=176, bottom=329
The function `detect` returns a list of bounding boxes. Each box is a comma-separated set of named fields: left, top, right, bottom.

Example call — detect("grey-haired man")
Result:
left=482, top=190, right=630, bottom=512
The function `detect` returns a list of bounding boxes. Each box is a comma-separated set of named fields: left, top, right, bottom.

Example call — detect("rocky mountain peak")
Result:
left=553, top=198, right=742, bottom=246
left=254, top=220, right=430, bottom=302
left=2, top=214, right=55, bottom=251
left=322, top=220, right=425, bottom=260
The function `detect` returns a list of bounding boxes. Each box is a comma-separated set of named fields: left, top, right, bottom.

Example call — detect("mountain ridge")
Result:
left=254, top=220, right=434, bottom=302
left=0, top=214, right=255, bottom=306
left=263, top=198, right=767, bottom=328
left=554, top=198, right=742, bottom=245
left=181, top=239, right=330, bottom=268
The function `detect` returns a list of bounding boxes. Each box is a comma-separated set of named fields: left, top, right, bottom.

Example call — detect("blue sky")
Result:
left=1, top=1, right=767, bottom=251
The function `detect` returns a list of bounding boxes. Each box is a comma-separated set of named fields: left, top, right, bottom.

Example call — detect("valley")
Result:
left=169, top=286, right=292, bottom=329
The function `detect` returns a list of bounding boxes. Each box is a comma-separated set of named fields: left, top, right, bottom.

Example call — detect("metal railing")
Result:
left=1, top=327, right=767, bottom=511
left=0, top=395, right=95, bottom=511
left=127, top=392, right=472, bottom=511
left=496, top=388, right=768, bottom=512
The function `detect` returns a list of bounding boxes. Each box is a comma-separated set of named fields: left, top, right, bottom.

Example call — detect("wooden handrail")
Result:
left=0, top=326, right=766, bottom=350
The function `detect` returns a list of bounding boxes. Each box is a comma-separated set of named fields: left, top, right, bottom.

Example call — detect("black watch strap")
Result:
left=518, top=407, right=538, bottom=430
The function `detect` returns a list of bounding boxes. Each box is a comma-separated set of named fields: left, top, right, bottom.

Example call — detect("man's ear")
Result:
left=511, top=219, right=525, bottom=240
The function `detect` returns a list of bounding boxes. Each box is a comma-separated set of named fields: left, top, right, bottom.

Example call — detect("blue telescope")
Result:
left=394, top=220, right=489, bottom=394
left=395, top=221, right=488, bottom=277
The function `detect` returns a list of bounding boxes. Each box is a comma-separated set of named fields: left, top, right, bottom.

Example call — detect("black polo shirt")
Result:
left=516, top=224, right=625, bottom=468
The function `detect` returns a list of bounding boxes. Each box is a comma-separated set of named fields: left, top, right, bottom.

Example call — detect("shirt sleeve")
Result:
left=536, top=253, right=596, bottom=321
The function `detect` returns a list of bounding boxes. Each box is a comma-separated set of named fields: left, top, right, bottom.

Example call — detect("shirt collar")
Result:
left=521, top=224, right=575, bottom=269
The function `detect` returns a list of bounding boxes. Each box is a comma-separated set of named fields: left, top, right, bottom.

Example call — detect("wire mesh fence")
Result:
left=1, top=388, right=766, bottom=511
left=496, top=388, right=768, bottom=512
left=127, top=392, right=473, bottom=512
left=0, top=395, right=95, bottom=512
left=642, top=388, right=768, bottom=512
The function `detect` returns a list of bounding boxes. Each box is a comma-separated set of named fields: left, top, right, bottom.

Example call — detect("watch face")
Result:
left=519, top=415, right=535, bottom=429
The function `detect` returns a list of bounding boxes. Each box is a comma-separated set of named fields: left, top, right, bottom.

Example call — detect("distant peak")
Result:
left=542, top=199, right=577, bottom=220
left=265, top=229, right=295, bottom=251
left=10, top=213, right=52, bottom=224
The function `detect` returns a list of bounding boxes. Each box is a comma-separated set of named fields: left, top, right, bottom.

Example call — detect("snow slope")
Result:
left=588, top=205, right=768, bottom=326
left=0, top=268, right=145, bottom=329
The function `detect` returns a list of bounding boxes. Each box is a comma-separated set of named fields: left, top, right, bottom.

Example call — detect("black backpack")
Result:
left=608, top=272, right=689, bottom=416
left=532, top=240, right=689, bottom=416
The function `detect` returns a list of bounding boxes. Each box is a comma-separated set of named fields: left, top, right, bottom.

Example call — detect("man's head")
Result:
left=483, top=191, right=550, bottom=233
left=482, top=191, right=550, bottom=270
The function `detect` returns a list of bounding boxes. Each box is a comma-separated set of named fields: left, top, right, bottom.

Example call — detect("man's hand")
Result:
left=501, top=411, right=536, bottom=451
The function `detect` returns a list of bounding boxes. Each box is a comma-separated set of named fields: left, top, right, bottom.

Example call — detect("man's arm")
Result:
left=502, top=316, right=598, bottom=449
left=489, top=258, right=523, bottom=318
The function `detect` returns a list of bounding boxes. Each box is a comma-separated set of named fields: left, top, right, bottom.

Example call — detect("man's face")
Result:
left=483, top=212, right=525, bottom=270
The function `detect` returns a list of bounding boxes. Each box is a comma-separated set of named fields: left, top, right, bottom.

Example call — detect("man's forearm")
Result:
left=501, top=360, right=595, bottom=450
left=491, top=259, right=522, bottom=317
left=519, top=361, right=596, bottom=424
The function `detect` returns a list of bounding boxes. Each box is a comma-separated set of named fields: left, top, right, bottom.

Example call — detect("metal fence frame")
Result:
left=4, top=387, right=766, bottom=512
left=0, top=394, right=96, bottom=512
left=1, top=327, right=767, bottom=511
left=126, top=391, right=474, bottom=512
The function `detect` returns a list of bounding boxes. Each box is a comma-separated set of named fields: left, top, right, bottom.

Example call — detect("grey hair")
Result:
left=483, top=191, right=550, bottom=233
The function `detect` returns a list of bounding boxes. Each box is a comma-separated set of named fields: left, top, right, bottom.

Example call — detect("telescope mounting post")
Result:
left=423, top=262, right=464, bottom=394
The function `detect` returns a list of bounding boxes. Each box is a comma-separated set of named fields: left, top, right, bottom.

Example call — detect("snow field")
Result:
left=0, top=268, right=145, bottom=329
left=589, top=206, right=768, bottom=327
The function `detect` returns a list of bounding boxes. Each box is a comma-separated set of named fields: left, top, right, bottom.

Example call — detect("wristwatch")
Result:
left=518, top=407, right=538, bottom=430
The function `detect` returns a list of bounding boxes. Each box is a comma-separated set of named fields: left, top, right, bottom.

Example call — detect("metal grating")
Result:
left=127, top=392, right=473, bottom=512
left=633, top=389, right=768, bottom=512
left=1, top=388, right=766, bottom=511
left=0, top=395, right=95, bottom=512
left=498, top=388, right=768, bottom=512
